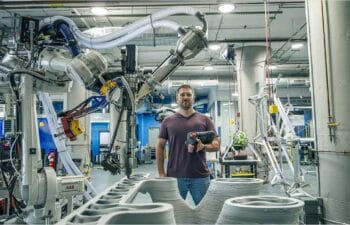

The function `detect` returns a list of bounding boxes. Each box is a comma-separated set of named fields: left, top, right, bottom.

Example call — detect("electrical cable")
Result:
left=108, top=104, right=124, bottom=153
left=7, top=70, right=51, bottom=83
left=9, top=134, right=21, bottom=176
left=24, top=22, right=35, bottom=69
left=38, top=92, right=97, bottom=199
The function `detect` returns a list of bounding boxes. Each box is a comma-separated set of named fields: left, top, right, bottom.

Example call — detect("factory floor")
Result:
left=90, top=161, right=319, bottom=204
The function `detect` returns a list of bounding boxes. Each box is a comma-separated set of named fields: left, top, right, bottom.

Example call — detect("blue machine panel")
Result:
left=0, top=119, right=3, bottom=138
left=90, top=122, right=109, bottom=163
left=137, top=113, right=160, bottom=147
left=38, top=118, right=57, bottom=154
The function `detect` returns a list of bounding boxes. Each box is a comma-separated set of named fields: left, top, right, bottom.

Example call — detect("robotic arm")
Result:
left=38, top=7, right=208, bottom=99
left=0, top=6, right=209, bottom=223
left=136, top=26, right=207, bottom=101
left=39, top=24, right=207, bottom=103
left=38, top=8, right=208, bottom=140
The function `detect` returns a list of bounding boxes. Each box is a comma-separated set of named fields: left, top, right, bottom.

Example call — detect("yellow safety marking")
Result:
left=269, top=104, right=279, bottom=114
left=48, top=3, right=64, bottom=7
left=100, top=80, right=117, bottom=95
left=328, top=122, right=339, bottom=127
left=70, top=120, right=83, bottom=137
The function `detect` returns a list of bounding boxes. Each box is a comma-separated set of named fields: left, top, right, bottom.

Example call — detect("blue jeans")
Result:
left=177, top=177, right=210, bottom=205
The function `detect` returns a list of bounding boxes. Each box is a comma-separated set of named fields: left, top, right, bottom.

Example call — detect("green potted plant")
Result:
left=232, top=130, right=249, bottom=151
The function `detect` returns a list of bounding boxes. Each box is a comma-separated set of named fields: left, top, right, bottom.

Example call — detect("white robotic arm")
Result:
left=0, top=6, right=209, bottom=224
left=38, top=7, right=208, bottom=98
left=136, top=26, right=207, bottom=101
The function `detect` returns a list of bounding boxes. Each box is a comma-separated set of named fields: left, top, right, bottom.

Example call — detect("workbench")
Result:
left=222, top=159, right=258, bottom=178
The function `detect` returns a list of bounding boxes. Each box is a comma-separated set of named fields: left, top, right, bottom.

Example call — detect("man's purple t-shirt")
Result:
left=159, top=112, right=217, bottom=178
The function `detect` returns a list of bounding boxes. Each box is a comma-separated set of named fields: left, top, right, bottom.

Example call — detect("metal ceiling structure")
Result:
left=0, top=0, right=309, bottom=99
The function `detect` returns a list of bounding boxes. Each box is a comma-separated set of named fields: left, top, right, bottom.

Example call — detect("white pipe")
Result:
left=40, top=7, right=199, bottom=44
left=78, top=20, right=180, bottom=49
left=38, top=92, right=97, bottom=198
left=270, top=119, right=295, bottom=175
left=262, top=141, right=281, bottom=175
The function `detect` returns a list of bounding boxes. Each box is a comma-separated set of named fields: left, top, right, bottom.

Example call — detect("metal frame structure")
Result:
left=249, top=88, right=313, bottom=198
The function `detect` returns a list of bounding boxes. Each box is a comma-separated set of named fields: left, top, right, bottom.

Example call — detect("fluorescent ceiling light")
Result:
left=193, top=79, right=218, bottom=86
left=91, top=7, right=108, bottom=16
left=218, top=4, right=235, bottom=13
left=203, top=65, right=214, bottom=71
left=171, top=103, right=177, bottom=107
left=232, top=93, right=238, bottom=96
left=269, top=65, right=277, bottom=70
left=170, top=80, right=218, bottom=87
left=208, top=44, right=221, bottom=51
left=291, top=43, right=304, bottom=50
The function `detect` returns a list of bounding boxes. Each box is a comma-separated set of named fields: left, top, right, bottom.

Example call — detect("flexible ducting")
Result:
left=40, top=6, right=207, bottom=49
left=57, top=22, right=81, bottom=57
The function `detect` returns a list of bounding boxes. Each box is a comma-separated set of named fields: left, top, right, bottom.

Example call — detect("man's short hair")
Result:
left=176, top=84, right=195, bottom=96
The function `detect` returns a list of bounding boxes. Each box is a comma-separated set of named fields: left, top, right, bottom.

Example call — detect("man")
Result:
left=156, top=84, right=220, bottom=205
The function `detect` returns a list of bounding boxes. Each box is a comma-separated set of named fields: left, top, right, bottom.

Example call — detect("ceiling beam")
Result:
left=0, top=1, right=305, bottom=9
left=0, top=11, right=283, bottom=20
left=209, top=38, right=307, bottom=43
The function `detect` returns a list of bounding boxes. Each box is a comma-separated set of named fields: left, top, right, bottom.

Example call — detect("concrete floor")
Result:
left=90, top=161, right=319, bottom=205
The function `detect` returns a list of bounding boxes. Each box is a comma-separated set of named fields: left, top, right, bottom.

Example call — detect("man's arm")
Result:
left=196, top=136, right=220, bottom=152
left=156, top=137, right=167, bottom=177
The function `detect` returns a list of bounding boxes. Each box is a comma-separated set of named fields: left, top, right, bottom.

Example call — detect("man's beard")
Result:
left=180, top=101, right=192, bottom=110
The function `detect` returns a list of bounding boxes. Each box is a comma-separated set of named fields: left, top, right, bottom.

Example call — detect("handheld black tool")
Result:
left=185, top=131, right=215, bottom=146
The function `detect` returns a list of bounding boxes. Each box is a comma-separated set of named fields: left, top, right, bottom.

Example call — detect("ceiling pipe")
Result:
left=0, top=1, right=305, bottom=9
left=208, top=38, right=307, bottom=43
left=1, top=11, right=283, bottom=20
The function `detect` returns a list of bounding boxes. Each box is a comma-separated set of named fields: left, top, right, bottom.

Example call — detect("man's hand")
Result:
left=188, top=143, right=195, bottom=153
left=195, top=138, right=205, bottom=152
left=159, top=172, right=167, bottom=177
left=188, top=138, right=205, bottom=153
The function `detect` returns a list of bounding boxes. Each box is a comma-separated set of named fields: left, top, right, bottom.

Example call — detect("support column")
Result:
left=66, top=82, right=90, bottom=170
left=306, top=0, right=350, bottom=223
left=235, top=46, right=266, bottom=139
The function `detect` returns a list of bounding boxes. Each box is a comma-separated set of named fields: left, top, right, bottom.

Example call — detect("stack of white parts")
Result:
left=57, top=175, right=304, bottom=224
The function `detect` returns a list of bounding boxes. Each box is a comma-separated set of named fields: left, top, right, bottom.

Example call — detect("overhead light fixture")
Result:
left=171, top=103, right=177, bottom=107
left=169, top=79, right=218, bottom=87
left=218, top=3, right=235, bottom=13
left=269, top=65, right=277, bottom=70
left=291, top=43, right=304, bottom=50
left=91, top=7, right=108, bottom=16
left=203, top=65, right=214, bottom=71
left=232, top=93, right=238, bottom=96
left=208, top=44, right=221, bottom=51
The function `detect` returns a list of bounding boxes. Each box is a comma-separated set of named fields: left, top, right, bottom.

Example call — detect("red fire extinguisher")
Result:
left=48, top=151, right=56, bottom=169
